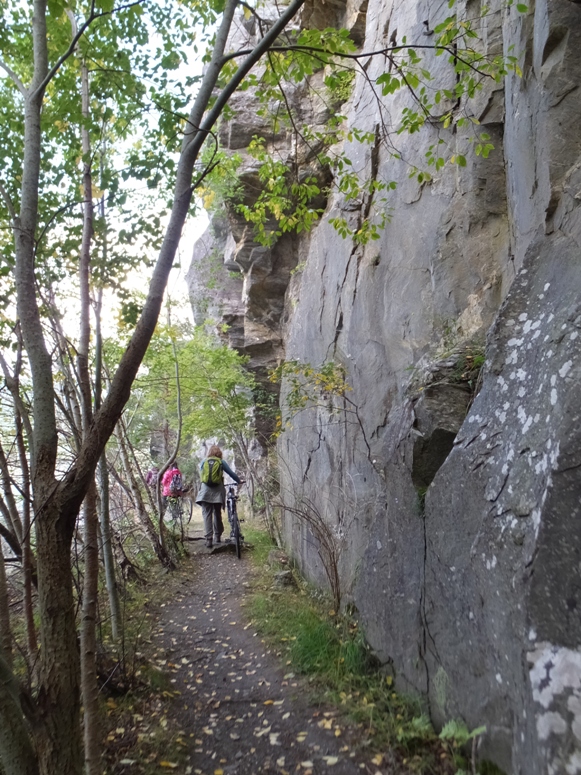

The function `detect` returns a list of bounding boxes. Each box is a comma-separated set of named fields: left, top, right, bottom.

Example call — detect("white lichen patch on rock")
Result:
left=528, top=644, right=581, bottom=770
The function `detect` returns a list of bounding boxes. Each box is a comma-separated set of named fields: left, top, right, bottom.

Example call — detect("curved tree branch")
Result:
left=0, top=59, right=27, bottom=96
left=33, top=1, right=143, bottom=100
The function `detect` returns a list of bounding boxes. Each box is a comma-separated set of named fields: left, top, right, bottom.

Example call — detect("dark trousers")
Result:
left=201, top=502, right=224, bottom=542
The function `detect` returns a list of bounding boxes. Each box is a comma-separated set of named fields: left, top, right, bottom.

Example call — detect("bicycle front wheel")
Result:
left=233, top=517, right=241, bottom=559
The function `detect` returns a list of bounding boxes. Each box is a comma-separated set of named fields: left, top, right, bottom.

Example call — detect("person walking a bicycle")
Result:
left=195, top=445, right=241, bottom=549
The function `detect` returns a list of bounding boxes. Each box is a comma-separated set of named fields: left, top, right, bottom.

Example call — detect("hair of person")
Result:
left=207, top=445, right=223, bottom=458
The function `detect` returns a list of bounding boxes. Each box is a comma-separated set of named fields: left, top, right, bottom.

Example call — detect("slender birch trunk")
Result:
left=74, top=48, right=101, bottom=775
left=0, top=540, right=11, bottom=666
left=116, top=426, right=170, bottom=567
left=79, top=481, right=100, bottom=775
left=15, top=410, right=37, bottom=657
left=95, top=284, right=121, bottom=642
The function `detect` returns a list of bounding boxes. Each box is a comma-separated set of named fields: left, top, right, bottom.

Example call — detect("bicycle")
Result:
left=225, top=483, right=244, bottom=559
left=165, top=486, right=192, bottom=542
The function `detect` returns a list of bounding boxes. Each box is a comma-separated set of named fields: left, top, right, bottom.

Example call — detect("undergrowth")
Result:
left=244, top=525, right=500, bottom=775
left=100, top=564, right=192, bottom=774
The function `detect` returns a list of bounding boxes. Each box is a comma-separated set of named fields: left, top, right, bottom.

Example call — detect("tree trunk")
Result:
left=0, top=653, right=38, bottom=775
left=34, top=506, right=82, bottom=775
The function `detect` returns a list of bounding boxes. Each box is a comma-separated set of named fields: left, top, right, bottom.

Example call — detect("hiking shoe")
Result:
left=214, top=535, right=222, bottom=544
left=205, top=540, right=213, bottom=549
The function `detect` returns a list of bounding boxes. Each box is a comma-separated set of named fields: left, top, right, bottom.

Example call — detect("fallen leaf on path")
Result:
left=372, top=754, right=383, bottom=765
left=264, top=699, right=274, bottom=705
left=334, top=728, right=342, bottom=737
left=159, top=762, right=178, bottom=769
left=230, top=733, right=240, bottom=740
left=322, top=756, right=339, bottom=765
left=300, top=762, right=314, bottom=769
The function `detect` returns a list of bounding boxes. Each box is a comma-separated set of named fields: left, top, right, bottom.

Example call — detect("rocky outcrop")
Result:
left=187, top=0, right=581, bottom=771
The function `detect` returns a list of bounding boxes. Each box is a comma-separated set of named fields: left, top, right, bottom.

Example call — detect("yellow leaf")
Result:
left=386, top=675, right=393, bottom=686
left=323, top=756, right=339, bottom=765
left=372, top=754, right=383, bottom=765
left=243, top=5, right=252, bottom=18
left=264, top=700, right=274, bottom=705
left=159, top=763, right=178, bottom=769
left=334, top=728, right=342, bottom=737
left=214, top=770, right=224, bottom=775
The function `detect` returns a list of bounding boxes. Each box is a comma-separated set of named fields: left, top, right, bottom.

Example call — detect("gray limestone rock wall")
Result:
left=187, top=0, right=581, bottom=771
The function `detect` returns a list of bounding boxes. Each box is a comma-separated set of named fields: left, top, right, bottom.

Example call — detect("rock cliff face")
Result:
left=187, top=1, right=581, bottom=772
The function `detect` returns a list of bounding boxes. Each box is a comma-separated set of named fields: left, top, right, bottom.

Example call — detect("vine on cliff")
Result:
left=203, top=1, right=528, bottom=246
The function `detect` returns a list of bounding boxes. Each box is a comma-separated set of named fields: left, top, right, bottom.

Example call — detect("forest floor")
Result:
left=104, top=514, right=409, bottom=775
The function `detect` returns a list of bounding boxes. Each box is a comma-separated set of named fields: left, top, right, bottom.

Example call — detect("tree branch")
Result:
left=0, top=181, right=17, bottom=222
left=221, top=43, right=496, bottom=80
left=184, top=0, right=307, bottom=168
left=32, top=1, right=143, bottom=100
left=0, top=59, right=27, bottom=96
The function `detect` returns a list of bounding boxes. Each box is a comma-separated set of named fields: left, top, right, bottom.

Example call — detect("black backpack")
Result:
left=169, top=470, right=182, bottom=495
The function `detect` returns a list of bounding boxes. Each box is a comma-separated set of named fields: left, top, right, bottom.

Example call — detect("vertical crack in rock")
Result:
left=418, top=495, right=432, bottom=718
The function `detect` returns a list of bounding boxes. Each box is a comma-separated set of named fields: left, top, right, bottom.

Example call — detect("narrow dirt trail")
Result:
left=149, top=538, right=389, bottom=775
